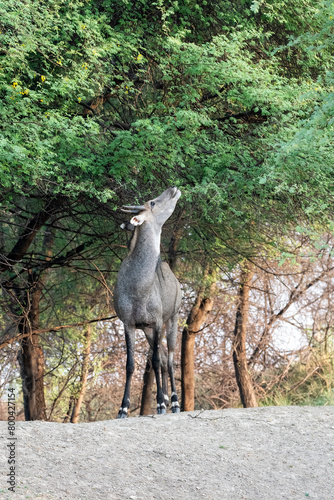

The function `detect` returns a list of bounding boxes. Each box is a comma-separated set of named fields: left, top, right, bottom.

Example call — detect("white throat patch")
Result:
left=130, top=213, right=147, bottom=226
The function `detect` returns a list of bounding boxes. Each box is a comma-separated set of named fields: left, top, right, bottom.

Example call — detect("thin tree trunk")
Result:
left=232, top=262, right=257, bottom=408
left=63, top=396, right=75, bottom=423
left=168, top=226, right=182, bottom=272
left=71, top=325, right=92, bottom=423
left=181, top=289, right=214, bottom=411
left=140, top=356, right=155, bottom=415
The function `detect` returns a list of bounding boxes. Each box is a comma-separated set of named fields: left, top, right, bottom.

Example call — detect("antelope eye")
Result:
left=150, top=201, right=155, bottom=207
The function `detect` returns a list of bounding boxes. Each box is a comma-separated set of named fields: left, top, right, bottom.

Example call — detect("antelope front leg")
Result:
left=118, top=325, right=135, bottom=419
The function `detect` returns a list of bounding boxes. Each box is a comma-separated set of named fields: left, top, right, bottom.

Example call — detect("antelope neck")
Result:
left=129, top=221, right=161, bottom=270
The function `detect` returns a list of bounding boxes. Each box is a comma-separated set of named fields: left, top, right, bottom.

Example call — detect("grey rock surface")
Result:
left=0, top=406, right=333, bottom=500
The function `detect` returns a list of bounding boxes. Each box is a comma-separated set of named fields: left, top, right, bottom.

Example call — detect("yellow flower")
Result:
left=40, top=99, right=43, bottom=102
left=41, top=75, right=46, bottom=82
left=81, top=24, right=86, bottom=29
left=12, top=82, right=18, bottom=88
left=57, top=60, right=62, bottom=65
left=78, top=97, right=82, bottom=102
left=136, top=54, right=143, bottom=61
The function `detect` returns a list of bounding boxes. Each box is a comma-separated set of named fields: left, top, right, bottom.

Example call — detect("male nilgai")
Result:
left=114, top=187, right=182, bottom=418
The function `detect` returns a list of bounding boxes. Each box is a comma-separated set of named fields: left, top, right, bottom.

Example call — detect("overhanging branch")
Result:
left=0, top=315, right=118, bottom=350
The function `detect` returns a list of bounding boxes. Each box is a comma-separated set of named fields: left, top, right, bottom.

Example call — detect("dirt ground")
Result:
left=0, top=406, right=333, bottom=500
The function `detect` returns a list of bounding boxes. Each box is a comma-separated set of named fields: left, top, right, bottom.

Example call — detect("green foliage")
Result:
left=0, top=0, right=137, bottom=200
left=1, top=0, right=333, bottom=229
left=0, top=0, right=333, bottom=298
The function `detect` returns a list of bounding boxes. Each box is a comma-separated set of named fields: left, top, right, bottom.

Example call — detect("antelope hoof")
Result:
left=157, top=404, right=166, bottom=415
left=171, top=398, right=180, bottom=413
left=117, top=408, right=128, bottom=419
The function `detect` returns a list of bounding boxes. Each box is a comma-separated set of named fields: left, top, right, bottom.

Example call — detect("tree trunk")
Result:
left=181, top=290, right=214, bottom=411
left=17, top=279, right=47, bottom=420
left=71, top=325, right=92, bottom=423
left=18, top=332, right=47, bottom=421
left=17, top=229, right=54, bottom=421
left=140, top=356, right=155, bottom=415
left=232, top=263, right=258, bottom=408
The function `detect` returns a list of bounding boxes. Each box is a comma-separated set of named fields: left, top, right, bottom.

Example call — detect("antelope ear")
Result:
left=130, top=213, right=147, bottom=226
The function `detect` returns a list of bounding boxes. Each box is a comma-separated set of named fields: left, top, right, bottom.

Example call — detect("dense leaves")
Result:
left=1, top=0, right=333, bottom=227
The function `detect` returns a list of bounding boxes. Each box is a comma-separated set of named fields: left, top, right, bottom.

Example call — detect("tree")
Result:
left=1, top=0, right=334, bottom=419
left=232, top=262, right=257, bottom=408
left=181, top=276, right=216, bottom=411
left=16, top=227, right=54, bottom=420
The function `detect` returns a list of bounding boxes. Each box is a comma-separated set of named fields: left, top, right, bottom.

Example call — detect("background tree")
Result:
left=1, top=0, right=334, bottom=419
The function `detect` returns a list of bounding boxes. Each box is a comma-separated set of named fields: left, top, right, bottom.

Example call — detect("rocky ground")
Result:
left=0, top=406, right=333, bottom=500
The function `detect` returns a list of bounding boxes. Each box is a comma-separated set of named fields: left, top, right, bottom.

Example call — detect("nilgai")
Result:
left=114, top=187, right=182, bottom=418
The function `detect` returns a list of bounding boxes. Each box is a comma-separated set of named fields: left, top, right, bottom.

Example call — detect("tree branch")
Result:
left=0, top=198, right=59, bottom=272
left=0, top=315, right=118, bottom=350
